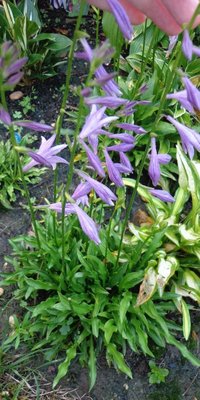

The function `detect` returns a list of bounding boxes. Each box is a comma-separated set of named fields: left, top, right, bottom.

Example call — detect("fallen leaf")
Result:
left=55, top=28, right=69, bottom=35
left=132, top=209, right=154, bottom=226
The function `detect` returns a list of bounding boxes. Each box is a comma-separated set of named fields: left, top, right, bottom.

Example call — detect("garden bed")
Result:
left=0, top=1, right=200, bottom=399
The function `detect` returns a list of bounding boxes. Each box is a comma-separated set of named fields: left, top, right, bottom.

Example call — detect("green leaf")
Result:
left=104, top=320, right=117, bottom=344
left=176, top=143, right=200, bottom=196
left=32, top=298, right=57, bottom=317
left=107, top=343, right=132, bottom=378
left=88, top=337, right=97, bottom=390
left=22, top=0, right=42, bottom=27
left=25, top=278, right=57, bottom=290
left=119, top=293, right=132, bottom=324
left=132, top=319, right=154, bottom=357
left=46, top=34, right=72, bottom=52
left=119, top=271, right=143, bottom=290
left=181, top=299, right=191, bottom=341
left=167, top=334, right=200, bottom=367
left=53, top=344, right=77, bottom=388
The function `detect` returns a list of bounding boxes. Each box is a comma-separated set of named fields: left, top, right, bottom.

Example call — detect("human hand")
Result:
left=87, top=0, right=200, bottom=35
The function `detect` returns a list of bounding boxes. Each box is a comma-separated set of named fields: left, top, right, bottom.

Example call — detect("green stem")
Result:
left=141, top=19, right=148, bottom=70
left=53, top=0, right=86, bottom=202
left=52, top=0, right=85, bottom=245
left=115, top=137, right=150, bottom=268
left=95, top=7, right=100, bottom=47
left=132, top=25, right=159, bottom=97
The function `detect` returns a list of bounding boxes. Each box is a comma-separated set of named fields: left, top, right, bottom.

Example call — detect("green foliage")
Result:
left=0, top=134, right=45, bottom=208
left=123, top=146, right=200, bottom=342
left=1, top=196, right=200, bottom=388
left=148, top=361, right=169, bottom=384
left=0, top=0, right=72, bottom=78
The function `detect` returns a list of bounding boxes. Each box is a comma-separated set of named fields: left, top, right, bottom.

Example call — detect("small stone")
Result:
left=0, top=288, right=4, bottom=296
left=9, top=91, right=24, bottom=100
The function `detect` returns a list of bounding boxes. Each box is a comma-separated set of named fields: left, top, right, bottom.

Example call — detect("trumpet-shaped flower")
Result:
left=149, top=189, right=175, bottom=203
left=49, top=202, right=100, bottom=244
left=0, top=41, right=28, bottom=89
left=0, top=107, right=53, bottom=132
left=79, top=105, right=118, bottom=141
left=107, top=143, right=134, bottom=152
left=119, top=152, right=133, bottom=173
left=78, top=39, right=121, bottom=96
left=182, top=30, right=200, bottom=61
left=107, top=0, right=133, bottom=41
left=72, top=182, right=91, bottom=207
left=166, top=35, right=178, bottom=57
left=116, top=123, right=146, bottom=135
left=166, top=115, right=200, bottom=159
left=80, top=140, right=105, bottom=177
left=84, top=96, right=129, bottom=109
left=78, top=171, right=117, bottom=205
left=148, top=137, right=171, bottom=187
left=167, top=76, right=200, bottom=114
left=104, top=149, right=124, bottom=187
left=23, top=134, right=68, bottom=172
left=183, top=77, right=200, bottom=112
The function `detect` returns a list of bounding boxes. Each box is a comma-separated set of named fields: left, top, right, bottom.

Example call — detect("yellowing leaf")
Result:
left=136, top=267, right=157, bottom=306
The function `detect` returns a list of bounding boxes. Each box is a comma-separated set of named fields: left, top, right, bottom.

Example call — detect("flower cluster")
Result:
left=166, top=32, right=200, bottom=161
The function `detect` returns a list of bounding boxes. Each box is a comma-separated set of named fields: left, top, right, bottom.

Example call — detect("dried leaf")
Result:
left=136, top=267, right=157, bottom=306
left=132, top=209, right=154, bottom=226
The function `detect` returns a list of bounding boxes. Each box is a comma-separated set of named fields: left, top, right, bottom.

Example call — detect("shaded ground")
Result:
left=0, top=2, right=200, bottom=400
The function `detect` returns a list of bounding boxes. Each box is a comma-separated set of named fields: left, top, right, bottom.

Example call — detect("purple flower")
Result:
left=149, top=189, right=175, bottom=203
left=80, top=140, right=105, bottom=177
left=104, top=149, right=124, bottom=187
left=148, top=137, right=171, bottom=186
left=0, top=108, right=53, bottom=133
left=84, top=96, right=129, bottom=109
left=167, top=89, right=194, bottom=113
left=78, top=171, right=117, bottom=206
left=72, top=182, right=91, bottom=207
left=119, top=152, right=133, bottom=173
left=183, top=77, right=200, bottom=112
left=0, top=41, right=28, bottom=89
left=23, top=134, right=68, bottom=172
left=166, top=115, right=200, bottom=159
left=78, top=39, right=121, bottom=96
left=167, top=77, right=200, bottom=114
left=95, top=71, right=117, bottom=86
left=116, top=123, right=146, bottom=134
left=107, top=143, right=134, bottom=152
left=106, top=133, right=135, bottom=144
left=148, top=137, right=160, bottom=187
left=166, top=35, right=178, bottom=57
left=5, top=57, right=28, bottom=76
left=107, top=0, right=133, bottom=41
left=15, top=120, right=53, bottom=132
left=49, top=202, right=100, bottom=244
left=95, top=65, right=122, bottom=96
left=0, top=107, right=12, bottom=125
left=79, top=105, right=118, bottom=141
left=182, top=30, right=200, bottom=61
